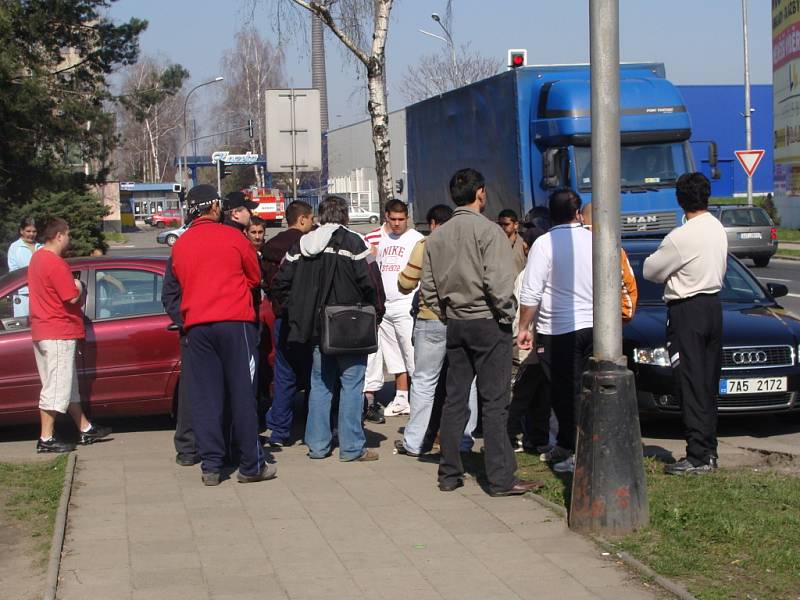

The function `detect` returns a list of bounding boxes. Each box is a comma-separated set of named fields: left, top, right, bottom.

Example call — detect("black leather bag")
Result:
left=319, top=231, right=378, bottom=355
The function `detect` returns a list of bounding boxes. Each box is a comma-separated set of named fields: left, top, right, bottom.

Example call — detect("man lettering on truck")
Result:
left=363, top=199, right=424, bottom=423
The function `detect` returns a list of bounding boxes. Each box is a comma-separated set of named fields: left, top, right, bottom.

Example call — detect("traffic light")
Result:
left=508, top=49, right=527, bottom=69
left=217, top=159, right=232, bottom=180
left=394, top=179, right=404, bottom=194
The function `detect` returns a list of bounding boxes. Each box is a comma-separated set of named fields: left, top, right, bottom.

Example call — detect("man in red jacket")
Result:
left=172, top=185, right=274, bottom=486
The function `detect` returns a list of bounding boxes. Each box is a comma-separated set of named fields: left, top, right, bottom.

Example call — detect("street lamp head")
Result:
left=214, top=76, right=224, bottom=82
left=431, top=13, right=441, bottom=22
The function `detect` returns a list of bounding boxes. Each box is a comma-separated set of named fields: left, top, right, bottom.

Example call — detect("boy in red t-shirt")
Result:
left=28, top=218, right=110, bottom=453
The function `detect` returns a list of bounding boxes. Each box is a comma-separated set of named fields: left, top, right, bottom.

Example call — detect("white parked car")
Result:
left=348, top=207, right=379, bottom=224
left=156, top=223, right=187, bottom=247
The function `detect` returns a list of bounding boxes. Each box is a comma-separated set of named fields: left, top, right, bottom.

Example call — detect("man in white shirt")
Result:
left=363, top=199, right=424, bottom=421
left=644, top=172, right=727, bottom=475
left=516, top=188, right=594, bottom=474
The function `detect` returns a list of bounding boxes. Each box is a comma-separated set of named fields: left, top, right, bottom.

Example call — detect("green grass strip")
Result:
left=0, top=456, right=68, bottom=565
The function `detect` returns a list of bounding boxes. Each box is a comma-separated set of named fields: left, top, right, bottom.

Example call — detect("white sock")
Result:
left=81, top=424, right=93, bottom=433
left=395, top=390, right=409, bottom=404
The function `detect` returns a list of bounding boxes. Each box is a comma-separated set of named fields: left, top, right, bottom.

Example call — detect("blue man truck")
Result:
left=406, top=63, right=716, bottom=233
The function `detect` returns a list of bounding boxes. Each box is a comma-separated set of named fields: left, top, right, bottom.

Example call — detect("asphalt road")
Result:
left=108, top=230, right=800, bottom=459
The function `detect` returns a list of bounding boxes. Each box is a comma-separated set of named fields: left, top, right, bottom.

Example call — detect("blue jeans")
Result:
left=266, top=318, right=311, bottom=443
left=403, top=319, right=477, bottom=454
left=306, top=346, right=368, bottom=460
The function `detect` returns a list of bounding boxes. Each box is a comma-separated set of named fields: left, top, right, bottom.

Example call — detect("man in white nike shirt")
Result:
left=363, top=199, right=424, bottom=421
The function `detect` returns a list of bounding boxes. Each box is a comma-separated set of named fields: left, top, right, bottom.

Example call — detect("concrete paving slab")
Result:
left=49, top=423, right=660, bottom=599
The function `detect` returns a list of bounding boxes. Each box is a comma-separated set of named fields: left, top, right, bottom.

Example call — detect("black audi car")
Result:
left=623, top=239, right=800, bottom=416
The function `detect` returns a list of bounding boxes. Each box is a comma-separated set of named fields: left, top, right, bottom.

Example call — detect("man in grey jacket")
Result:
left=421, top=168, right=543, bottom=497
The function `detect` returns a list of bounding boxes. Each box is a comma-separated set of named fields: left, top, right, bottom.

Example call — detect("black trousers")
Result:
left=667, top=294, right=722, bottom=465
left=507, top=361, right=550, bottom=449
left=186, top=321, right=264, bottom=476
left=439, top=318, right=516, bottom=494
left=536, top=328, right=593, bottom=452
left=173, top=334, right=196, bottom=458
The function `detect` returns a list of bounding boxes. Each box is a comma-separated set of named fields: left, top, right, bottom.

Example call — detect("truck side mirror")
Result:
left=542, top=148, right=560, bottom=188
left=710, top=167, right=721, bottom=180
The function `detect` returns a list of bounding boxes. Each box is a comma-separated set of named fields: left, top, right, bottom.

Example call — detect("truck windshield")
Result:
left=573, top=143, right=688, bottom=191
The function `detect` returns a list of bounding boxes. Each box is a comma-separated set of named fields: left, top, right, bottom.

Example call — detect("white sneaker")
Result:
left=553, top=455, right=575, bottom=474
left=540, top=445, right=572, bottom=464
left=383, top=398, right=410, bottom=417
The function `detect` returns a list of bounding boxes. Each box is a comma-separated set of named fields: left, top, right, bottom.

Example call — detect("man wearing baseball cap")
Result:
left=223, top=191, right=259, bottom=233
left=172, top=185, right=275, bottom=486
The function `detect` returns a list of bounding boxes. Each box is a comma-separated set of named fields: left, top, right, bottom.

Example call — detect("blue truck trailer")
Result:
left=406, top=63, right=714, bottom=234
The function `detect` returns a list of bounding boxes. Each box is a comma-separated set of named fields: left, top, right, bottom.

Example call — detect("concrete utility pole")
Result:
left=742, top=0, right=753, bottom=207
left=312, top=14, right=329, bottom=194
left=571, top=0, right=649, bottom=536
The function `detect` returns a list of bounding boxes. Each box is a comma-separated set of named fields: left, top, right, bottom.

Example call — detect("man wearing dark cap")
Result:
left=224, top=191, right=259, bottom=232
left=171, top=184, right=275, bottom=486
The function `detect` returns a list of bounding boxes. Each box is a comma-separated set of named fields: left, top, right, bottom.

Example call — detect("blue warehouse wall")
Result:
left=678, top=85, right=773, bottom=197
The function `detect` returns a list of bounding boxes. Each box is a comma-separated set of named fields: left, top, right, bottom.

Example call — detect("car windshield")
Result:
left=627, top=252, right=770, bottom=305
left=720, top=208, right=772, bottom=227
left=574, top=142, right=689, bottom=191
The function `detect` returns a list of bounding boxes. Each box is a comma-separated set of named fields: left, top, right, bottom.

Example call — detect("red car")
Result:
left=148, top=209, right=183, bottom=228
left=0, top=257, right=181, bottom=426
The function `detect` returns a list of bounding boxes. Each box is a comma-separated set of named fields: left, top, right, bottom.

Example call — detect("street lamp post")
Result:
left=419, top=12, right=459, bottom=85
left=742, top=0, right=754, bottom=207
left=570, top=0, right=649, bottom=536
left=178, top=77, right=224, bottom=192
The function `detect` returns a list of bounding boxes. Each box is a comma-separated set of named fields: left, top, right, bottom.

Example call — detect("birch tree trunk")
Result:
left=290, top=0, right=395, bottom=212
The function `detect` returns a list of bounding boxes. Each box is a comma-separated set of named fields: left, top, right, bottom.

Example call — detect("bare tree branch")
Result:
left=289, top=0, right=370, bottom=66
left=400, top=43, right=502, bottom=104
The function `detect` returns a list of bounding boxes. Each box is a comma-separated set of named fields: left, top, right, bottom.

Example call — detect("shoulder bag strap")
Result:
left=320, top=226, right=343, bottom=305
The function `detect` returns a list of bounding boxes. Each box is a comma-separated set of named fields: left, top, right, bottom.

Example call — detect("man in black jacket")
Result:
left=262, top=200, right=314, bottom=446
left=272, top=196, right=385, bottom=462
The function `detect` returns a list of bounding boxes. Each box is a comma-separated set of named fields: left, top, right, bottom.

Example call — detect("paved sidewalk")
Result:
left=56, top=423, right=662, bottom=600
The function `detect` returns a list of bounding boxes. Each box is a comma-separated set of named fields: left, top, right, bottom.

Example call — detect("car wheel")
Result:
left=166, top=234, right=178, bottom=247
left=369, top=216, right=378, bottom=224
left=753, top=256, right=770, bottom=268
left=156, top=221, right=166, bottom=228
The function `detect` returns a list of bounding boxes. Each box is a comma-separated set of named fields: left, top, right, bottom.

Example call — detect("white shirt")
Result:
left=519, top=223, right=593, bottom=335
left=366, top=226, right=424, bottom=305
left=643, top=211, right=728, bottom=301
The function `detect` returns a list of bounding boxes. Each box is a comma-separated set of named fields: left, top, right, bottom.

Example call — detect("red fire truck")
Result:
left=245, top=188, right=286, bottom=227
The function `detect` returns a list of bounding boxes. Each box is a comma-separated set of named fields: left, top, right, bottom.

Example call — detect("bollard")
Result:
left=569, top=357, right=649, bottom=535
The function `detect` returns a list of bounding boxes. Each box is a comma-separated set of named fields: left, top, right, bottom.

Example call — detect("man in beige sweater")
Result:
left=644, top=172, right=727, bottom=475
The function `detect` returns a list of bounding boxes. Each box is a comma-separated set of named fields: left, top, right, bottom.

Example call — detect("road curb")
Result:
left=774, top=254, right=800, bottom=262
left=43, top=452, right=76, bottom=600
left=527, top=492, right=698, bottom=600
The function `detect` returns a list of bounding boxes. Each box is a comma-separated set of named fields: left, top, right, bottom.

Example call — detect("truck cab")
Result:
left=530, top=63, right=693, bottom=234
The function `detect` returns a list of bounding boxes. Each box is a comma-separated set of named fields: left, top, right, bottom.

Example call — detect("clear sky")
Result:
left=107, top=0, right=772, bottom=131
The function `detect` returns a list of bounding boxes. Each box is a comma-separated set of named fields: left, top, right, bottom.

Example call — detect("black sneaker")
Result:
left=36, top=437, right=75, bottom=453
left=79, top=424, right=112, bottom=445
left=664, top=457, right=714, bottom=476
left=438, top=479, right=464, bottom=492
left=202, top=472, right=221, bottom=486
left=394, top=439, right=421, bottom=457
left=364, top=402, right=385, bottom=424
left=175, top=454, right=201, bottom=466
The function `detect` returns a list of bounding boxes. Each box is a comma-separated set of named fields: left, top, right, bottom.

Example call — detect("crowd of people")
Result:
left=14, top=167, right=727, bottom=487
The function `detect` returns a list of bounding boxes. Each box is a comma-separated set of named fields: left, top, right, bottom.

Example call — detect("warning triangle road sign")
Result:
left=734, top=149, right=765, bottom=178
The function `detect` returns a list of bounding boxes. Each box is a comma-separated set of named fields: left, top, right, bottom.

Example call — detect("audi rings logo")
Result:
left=732, top=351, right=768, bottom=365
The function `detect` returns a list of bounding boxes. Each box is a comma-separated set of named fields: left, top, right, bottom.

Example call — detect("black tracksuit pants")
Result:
left=186, top=321, right=264, bottom=476
left=536, top=328, right=593, bottom=452
left=173, top=334, right=196, bottom=459
left=439, top=318, right=517, bottom=494
left=667, top=294, right=723, bottom=465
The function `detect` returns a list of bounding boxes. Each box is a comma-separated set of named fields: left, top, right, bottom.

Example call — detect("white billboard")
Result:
left=265, top=88, right=322, bottom=173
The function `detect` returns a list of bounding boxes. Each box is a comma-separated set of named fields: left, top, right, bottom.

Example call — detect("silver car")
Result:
left=348, top=207, right=380, bottom=224
left=709, top=206, right=777, bottom=268
left=156, top=223, right=187, bottom=247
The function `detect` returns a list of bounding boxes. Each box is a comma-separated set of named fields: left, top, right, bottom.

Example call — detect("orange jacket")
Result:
left=621, top=248, right=638, bottom=322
